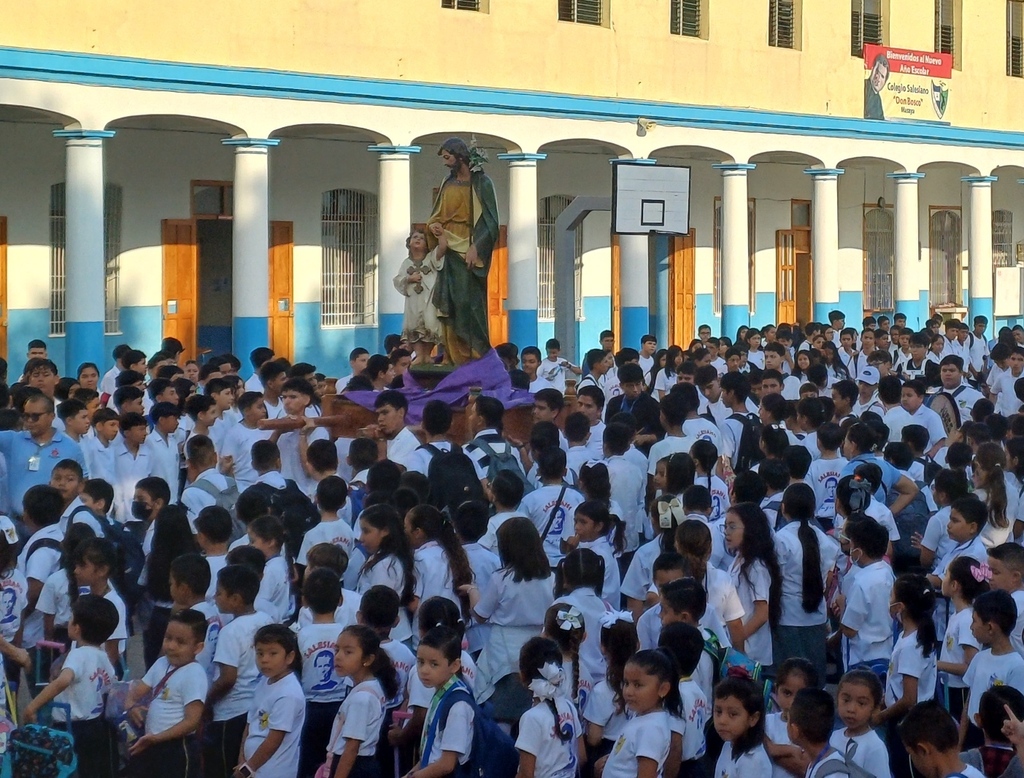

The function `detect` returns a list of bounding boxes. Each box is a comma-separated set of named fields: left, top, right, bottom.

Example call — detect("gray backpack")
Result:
left=186, top=477, right=245, bottom=540
left=815, top=741, right=874, bottom=778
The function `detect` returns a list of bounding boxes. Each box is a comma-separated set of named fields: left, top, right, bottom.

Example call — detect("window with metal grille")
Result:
left=321, top=189, right=378, bottom=327
left=851, top=0, right=883, bottom=57
left=863, top=206, right=894, bottom=312
left=713, top=198, right=757, bottom=315
left=929, top=208, right=962, bottom=307
left=538, top=195, right=584, bottom=321
left=935, top=0, right=957, bottom=64
left=441, top=0, right=481, bottom=10
left=1009, top=1, right=1024, bottom=76
left=671, top=0, right=702, bottom=37
left=994, top=210, right=1014, bottom=267
left=49, top=182, right=124, bottom=337
left=558, top=0, right=603, bottom=25
left=769, top=0, right=796, bottom=48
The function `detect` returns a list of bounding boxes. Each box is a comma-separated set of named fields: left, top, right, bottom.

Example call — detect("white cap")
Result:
left=857, top=366, right=880, bottom=386
left=0, top=516, right=18, bottom=546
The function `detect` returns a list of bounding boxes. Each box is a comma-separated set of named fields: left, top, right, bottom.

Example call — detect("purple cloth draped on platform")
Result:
left=340, top=350, right=533, bottom=425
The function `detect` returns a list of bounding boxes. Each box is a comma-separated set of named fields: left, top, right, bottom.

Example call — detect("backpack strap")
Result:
left=420, top=685, right=474, bottom=769
left=25, top=537, right=62, bottom=562
left=187, top=478, right=223, bottom=500
left=67, top=504, right=99, bottom=532
left=541, top=485, right=568, bottom=542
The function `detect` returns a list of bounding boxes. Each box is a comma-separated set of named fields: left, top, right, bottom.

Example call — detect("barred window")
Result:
left=538, top=195, right=584, bottom=321
left=863, top=206, right=895, bottom=311
left=49, top=182, right=123, bottom=336
left=929, top=208, right=962, bottom=307
left=994, top=209, right=1014, bottom=267
left=713, top=198, right=757, bottom=315
left=558, top=0, right=603, bottom=25
left=321, top=189, right=378, bottom=327
left=769, top=0, right=796, bottom=48
left=1009, top=1, right=1024, bottom=77
left=671, top=0, right=703, bottom=37
left=851, top=0, right=883, bottom=57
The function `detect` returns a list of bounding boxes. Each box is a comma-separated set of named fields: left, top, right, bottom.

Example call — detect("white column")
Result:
left=498, top=153, right=545, bottom=349
left=805, top=168, right=843, bottom=323
left=222, top=137, right=278, bottom=368
left=370, top=145, right=420, bottom=347
left=889, top=172, right=925, bottom=327
left=54, top=129, right=115, bottom=376
left=965, top=175, right=996, bottom=325
left=712, top=163, right=755, bottom=338
left=614, top=158, right=657, bottom=349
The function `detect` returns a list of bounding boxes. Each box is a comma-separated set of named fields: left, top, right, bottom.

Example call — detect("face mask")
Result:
left=130, top=500, right=151, bottom=521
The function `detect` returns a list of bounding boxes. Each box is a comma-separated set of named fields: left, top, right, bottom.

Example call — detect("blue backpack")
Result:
left=67, top=506, right=146, bottom=612
left=421, top=683, right=518, bottom=778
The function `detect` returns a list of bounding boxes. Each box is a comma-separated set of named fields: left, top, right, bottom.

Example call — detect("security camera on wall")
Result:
left=637, top=117, right=657, bottom=136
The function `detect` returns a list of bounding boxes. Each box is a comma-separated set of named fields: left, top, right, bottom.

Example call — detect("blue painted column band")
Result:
left=66, top=321, right=104, bottom=377
left=621, top=306, right=649, bottom=353
left=508, top=310, right=539, bottom=351
left=378, top=313, right=403, bottom=352
left=721, top=305, right=749, bottom=342
left=970, top=298, right=994, bottom=331
left=233, top=317, right=269, bottom=368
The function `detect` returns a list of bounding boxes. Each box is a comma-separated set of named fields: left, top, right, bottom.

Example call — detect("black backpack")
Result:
left=424, top=444, right=486, bottom=516
left=729, top=412, right=764, bottom=471
left=247, top=481, right=320, bottom=563
left=68, top=505, right=147, bottom=613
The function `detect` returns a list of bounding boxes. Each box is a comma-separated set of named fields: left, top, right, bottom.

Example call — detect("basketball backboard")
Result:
left=612, top=162, right=691, bottom=235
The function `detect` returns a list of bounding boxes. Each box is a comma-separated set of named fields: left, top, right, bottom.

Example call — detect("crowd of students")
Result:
left=1, top=311, right=1024, bottom=778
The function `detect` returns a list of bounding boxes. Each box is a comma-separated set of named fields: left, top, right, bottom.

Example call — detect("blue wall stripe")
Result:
left=750, top=292, right=776, bottom=329
left=3, top=45, right=1024, bottom=151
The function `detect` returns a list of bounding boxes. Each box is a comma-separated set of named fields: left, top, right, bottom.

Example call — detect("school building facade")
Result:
left=3, top=0, right=1024, bottom=374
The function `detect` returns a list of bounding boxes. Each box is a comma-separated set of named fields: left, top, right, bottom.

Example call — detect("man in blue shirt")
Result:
left=0, top=394, right=85, bottom=515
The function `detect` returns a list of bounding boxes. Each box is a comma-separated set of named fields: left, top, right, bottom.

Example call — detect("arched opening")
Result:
left=929, top=208, right=963, bottom=307
left=863, top=206, right=895, bottom=312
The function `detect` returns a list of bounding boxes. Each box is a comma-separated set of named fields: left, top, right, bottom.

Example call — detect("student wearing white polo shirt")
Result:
left=839, top=518, right=895, bottom=675
left=901, top=380, right=948, bottom=457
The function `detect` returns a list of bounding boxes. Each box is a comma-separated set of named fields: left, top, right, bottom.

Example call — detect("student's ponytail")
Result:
left=894, top=574, right=938, bottom=657
left=544, top=604, right=584, bottom=706
left=519, top=636, right=572, bottom=743
left=407, top=505, right=474, bottom=616
left=976, top=442, right=1009, bottom=530
left=782, top=485, right=825, bottom=613
left=343, top=624, right=400, bottom=701
left=690, top=440, right=718, bottom=492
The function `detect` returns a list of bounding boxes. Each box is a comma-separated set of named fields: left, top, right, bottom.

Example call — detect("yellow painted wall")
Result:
left=1, top=0, right=1020, bottom=131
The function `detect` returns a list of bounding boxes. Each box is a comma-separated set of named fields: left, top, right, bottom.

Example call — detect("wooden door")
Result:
left=668, top=230, right=696, bottom=347
left=776, top=230, right=797, bottom=325
left=0, top=217, right=7, bottom=359
left=487, top=226, right=509, bottom=344
left=794, top=230, right=813, bottom=325
left=269, top=221, right=294, bottom=361
left=162, top=219, right=198, bottom=359
left=611, top=234, right=621, bottom=347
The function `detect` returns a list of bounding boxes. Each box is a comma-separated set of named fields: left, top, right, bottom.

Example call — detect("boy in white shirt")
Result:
left=81, top=408, right=120, bottom=487
left=169, top=553, right=224, bottom=677
left=659, top=623, right=708, bottom=770
left=205, top=565, right=274, bottom=778
left=220, top=392, right=272, bottom=492
left=787, top=689, right=847, bottom=778
left=195, top=506, right=233, bottom=603
left=125, top=609, right=209, bottom=777
left=517, top=448, right=584, bottom=566
left=296, top=476, right=355, bottom=576
left=24, top=595, right=118, bottom=778
left=479, top=471, right=526, bottom=552
left=806, top=423, right=847, bottom=525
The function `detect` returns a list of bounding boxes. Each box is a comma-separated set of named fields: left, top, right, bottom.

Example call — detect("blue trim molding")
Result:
left=5, top=45, right=1024, bottom=151
left=368, top=145, right=422, bottom=155
left=712, top=163, right=757, bottom=172
left=497, top=153, right=548, bottom=162
left=65, top=321, right=104, bottom=378
left=232, top=316, right=268, bottom=368
left=611, top=158, right=657, bottom=165
left=721, top=305, right=749, bottom=340
left=378, top=313, right=403, bottom=351
left=961, top=175, right=998, bottom=184
left=621, top=306, right=648, bottom=350
left=887, top=172, right=926, bottom=180
left=804, top=168, right=845, bottom=177
left=52, top=129, right=116, bottom=140
left=221, top=137, right=281, bottom=148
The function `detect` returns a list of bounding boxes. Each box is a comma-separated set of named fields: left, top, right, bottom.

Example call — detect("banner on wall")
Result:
left=863, top=44, right=952, bottom=122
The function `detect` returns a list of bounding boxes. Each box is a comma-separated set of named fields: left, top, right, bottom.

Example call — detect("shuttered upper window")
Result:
left=441, top=0, right=484, bottom=10
left=851, top=0, right=884, bottom=57
left=1009, top=1, right=1024, bottom=77
left=769, top=0, right=797, bottom=48
left=671, top=0, right=703, bottom=38
left=994, top=210, right=1014, bottom=267
left=935, top=0, right=959, bottom=67
left=559, top=0, right=604, bottom=25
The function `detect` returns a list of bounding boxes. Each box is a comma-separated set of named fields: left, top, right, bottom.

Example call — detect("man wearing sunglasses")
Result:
left=0, top=393, right=85, bottom=515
